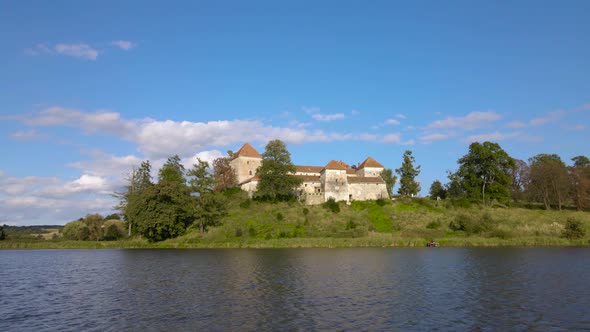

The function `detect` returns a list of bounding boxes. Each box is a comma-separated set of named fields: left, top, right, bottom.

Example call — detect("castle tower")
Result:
left=356, top=157, right=384, bottom=177
left=321, top=160, right=350, bottom=202
left=230, top=143, right=263, bottom=184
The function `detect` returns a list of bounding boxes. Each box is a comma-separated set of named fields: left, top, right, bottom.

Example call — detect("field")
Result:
left=2, top=196, right=589, bottom=249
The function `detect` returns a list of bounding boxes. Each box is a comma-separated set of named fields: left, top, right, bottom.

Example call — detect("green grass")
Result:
left=2, top=197, right=589, bottom=249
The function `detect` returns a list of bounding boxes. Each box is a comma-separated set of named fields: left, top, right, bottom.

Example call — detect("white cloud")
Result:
left=506, top=121, right=526, bottom=128
left=54, top=43, right=99, bottom=60
left=358, top=133, right=378, bottom=141
left=401, top=139, right=415, bottom=146
left=464, top=131, right=543, bottom=143
left=465, top=131, right=520, bottom=143
left=385, top=119, right=400, bottom=125
left=311, top=113, right=345, bottom=121
left=11, top=130, right=46, bottom=141
left=111, top=40, right=136, bottom=50
left=428, top=111, right=501, bottom=130
left=382, top=133, right=401, bottom=144
left=420, top=132, right=453, bottom=143
left=529, top=110, right=565, bottom=126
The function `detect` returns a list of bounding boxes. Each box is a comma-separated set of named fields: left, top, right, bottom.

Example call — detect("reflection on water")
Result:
left=1, top=248, right=589, bottom=331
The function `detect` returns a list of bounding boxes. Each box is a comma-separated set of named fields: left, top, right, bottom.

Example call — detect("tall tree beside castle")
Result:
left=255, top=139, right=302, bottom=200
left=380, top=168, right=397, bottom=198
left=396, top=150, right=421, bottom=196
left=212, top=152, right=238, bottom=192
left=455, top=142, right=515, bottom=205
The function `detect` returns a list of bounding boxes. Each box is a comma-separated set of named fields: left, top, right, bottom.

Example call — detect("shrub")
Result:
left=235, top=228, right=243, bottom=237
left=62, top=221, right=90, bottom=241
left=276, top=212, right=284, bottom=221
left=426, top=220, right=441, bottom=229
left=248, top=226, right=257, bottom=237
left=103, top=220, right=126, bottom=240
left=239, top=200, right=252, bottom=209
left=323, top=198, right=340, bottom=213
left=562, top=218, right=585, bottom=239
left=346, top=220, right=357, bottom=230
left=376, top=199, right=387, bottom=206
left=449, top=213, right=493, bottom=235
left=302, top=208, right=309, bottom=216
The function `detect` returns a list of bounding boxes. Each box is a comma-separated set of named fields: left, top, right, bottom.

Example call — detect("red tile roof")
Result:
left=233, top=143, right=262, bottom=159
left=324, top=160, right=349, bottom=170
left=358, top=157, right=384, bottom=169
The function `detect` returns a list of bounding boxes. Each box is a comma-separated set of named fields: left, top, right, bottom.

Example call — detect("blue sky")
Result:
left=1, top=0, right=589, bottom=225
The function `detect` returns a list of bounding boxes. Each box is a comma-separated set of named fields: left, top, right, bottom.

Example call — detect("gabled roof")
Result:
left=324, top=160, right=348, bottom=170
left=233, top=143, right=262, bottom=159
left=358, top=157, right=384, bottom=169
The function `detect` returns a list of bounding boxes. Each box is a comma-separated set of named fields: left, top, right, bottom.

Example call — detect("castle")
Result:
left=230, top=143, right=390, bottom=204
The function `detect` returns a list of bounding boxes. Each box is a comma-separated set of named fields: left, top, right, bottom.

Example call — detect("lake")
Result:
left=1, top=248, right=589, bottom=331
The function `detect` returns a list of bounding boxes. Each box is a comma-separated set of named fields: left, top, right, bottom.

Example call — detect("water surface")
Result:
left=1, top=248, right=589, bottom=331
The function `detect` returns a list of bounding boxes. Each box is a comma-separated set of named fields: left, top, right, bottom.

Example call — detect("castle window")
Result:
left=249, top=170, right=253, bottom=175
left=305, top=184, right=307, bottom=187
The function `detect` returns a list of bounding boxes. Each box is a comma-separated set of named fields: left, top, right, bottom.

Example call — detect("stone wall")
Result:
left=356, top=166, right=382, bottom=178
left=230, top=156, right=262, bottom=184
left=349, top=182, right=389, bottom=201
left=322, top=169, right=350, bottom=202
left=302, top=192, right=325, bottom=205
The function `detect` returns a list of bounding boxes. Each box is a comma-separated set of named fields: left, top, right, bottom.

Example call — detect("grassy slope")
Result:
left=2, top=196, right=589, bottom=248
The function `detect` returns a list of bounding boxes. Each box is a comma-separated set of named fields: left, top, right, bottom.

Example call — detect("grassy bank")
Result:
left=2, top=196, right=589, bottom=249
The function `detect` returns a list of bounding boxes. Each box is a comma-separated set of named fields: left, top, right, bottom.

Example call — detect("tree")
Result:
left=528, top=154, right=569, bottom=210
left=193, top=192, right=228, bottom=236
left=511, top=159, right=530, bottom=202
left=83, top=213, right=104, bottom=241
left=255, top=139, right=302, bottom=200
left=62, top=220, right=90, bottom=240
left=455, top=142, right=515, bottom=205
left=445, top=170, right=464, bottom=199
left=187, top=158, right=213, bottom=196
left=429, top=180, right=446, bottom=200
left=131, top=180, right=194, bottom=242
left=380, top=168, right=397, bottom=198
left=0, top=224, right=6, bottom=240
left=114, top=160, right=153, bottom=236
left=395, top=150, right=421, bottom=196
left=570, top=155, right=590, bottom=211
left=212, top=154, right=238, bottom=192
left=158, top=155, right=185, bottom=184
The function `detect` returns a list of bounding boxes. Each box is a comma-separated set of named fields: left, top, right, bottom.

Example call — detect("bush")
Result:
left=235, top=228, right=243, bottom=237
left=62, top=221, right=90, bottom=241
left=103, top=220, right=126, bottom=240
left=239, top=200, right=252, bottom=209
left=276, top=212, right=284, bottom=221
left=323, top=198, right=340, bottom=213
left=449, top=213, right=493, bottom=235
left=346, top=220, right=357, bottom=230
left=376, top=199, right=387, bottom=206
left=302, top=208, right=309, bottom=216
left=248, top=226, right=257, bottom=237
left=562, top=218, right=585, bottom=239
left=426, top=220, right=441, bottom=229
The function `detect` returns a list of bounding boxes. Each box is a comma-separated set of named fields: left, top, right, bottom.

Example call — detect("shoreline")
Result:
left=2, top=236, right=588, bottom=249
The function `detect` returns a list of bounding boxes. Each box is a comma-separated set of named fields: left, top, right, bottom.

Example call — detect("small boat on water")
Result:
left=426, top=240, right=439, bottom=247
